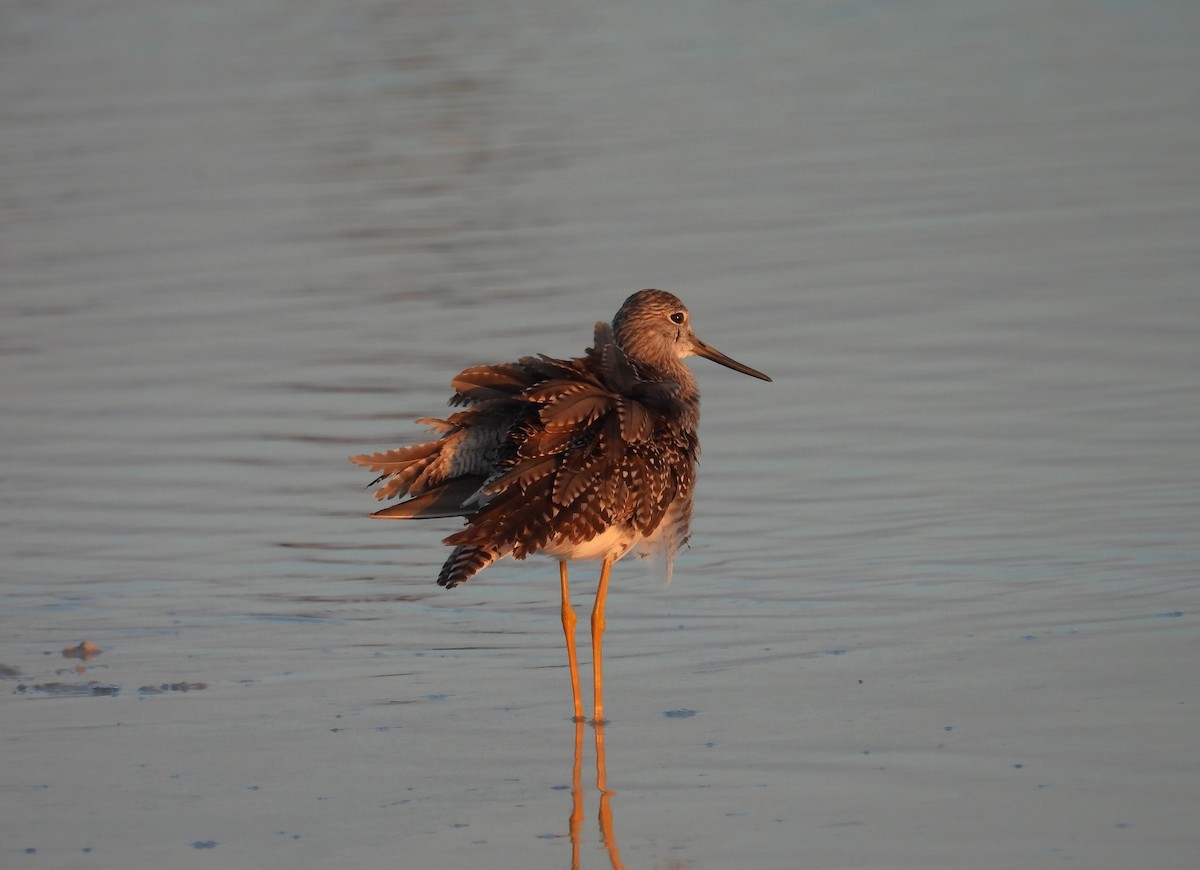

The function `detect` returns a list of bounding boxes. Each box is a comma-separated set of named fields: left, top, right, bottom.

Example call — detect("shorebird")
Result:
left=350, top=289, right=771, bottom=722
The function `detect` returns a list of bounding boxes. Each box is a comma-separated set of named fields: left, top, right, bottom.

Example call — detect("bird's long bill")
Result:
left=693, top=337, right=772, bottom=381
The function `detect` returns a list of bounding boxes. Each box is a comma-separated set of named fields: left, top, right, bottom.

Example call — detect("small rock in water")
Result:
left=62, top=641, right=102, bottom=660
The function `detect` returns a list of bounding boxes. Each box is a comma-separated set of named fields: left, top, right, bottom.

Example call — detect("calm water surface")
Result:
left=2, top=1, right=1197, bottom=868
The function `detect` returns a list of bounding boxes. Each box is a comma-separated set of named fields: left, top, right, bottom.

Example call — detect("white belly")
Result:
left=540, top=525, right=639, bottom=562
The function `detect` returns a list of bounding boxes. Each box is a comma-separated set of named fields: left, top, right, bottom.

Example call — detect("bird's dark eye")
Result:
left=669, top=311, right=685, bottom=324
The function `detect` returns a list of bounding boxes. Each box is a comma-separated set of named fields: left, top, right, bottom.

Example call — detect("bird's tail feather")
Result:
left=437, top=545, right=504, bottom=588
left=368, top=477, right=483, bottom=520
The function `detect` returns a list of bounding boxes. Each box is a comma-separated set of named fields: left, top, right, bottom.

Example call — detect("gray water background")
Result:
left=3, top=1, right=1197, bottom=868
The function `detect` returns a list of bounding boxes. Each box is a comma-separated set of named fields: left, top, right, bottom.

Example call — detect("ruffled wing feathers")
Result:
left=352, top=318, right=699, bottom=584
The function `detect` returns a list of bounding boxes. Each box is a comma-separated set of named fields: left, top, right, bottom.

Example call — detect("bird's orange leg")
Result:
left=590, top=553, right=615, bottom=724
left=560, top=561, right=584, bottom=722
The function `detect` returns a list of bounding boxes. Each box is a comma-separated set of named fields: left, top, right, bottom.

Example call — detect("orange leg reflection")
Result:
left=594, top=723, right=624, bottom=870
left=566, top=720, right=626, bottom=870
left=569, top=721, right=585, bottom=870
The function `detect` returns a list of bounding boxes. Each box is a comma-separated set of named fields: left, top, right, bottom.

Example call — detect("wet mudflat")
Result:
left=2, top=1, right=1197, bottom=868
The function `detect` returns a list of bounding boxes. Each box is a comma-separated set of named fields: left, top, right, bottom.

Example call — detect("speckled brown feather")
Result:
left=436, top=322, right=699, bottom=582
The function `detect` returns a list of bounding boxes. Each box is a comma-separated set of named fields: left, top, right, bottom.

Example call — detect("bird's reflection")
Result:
left=562, top=722, right=688, bottom=870
left=568, top=721, right=624, bottom=870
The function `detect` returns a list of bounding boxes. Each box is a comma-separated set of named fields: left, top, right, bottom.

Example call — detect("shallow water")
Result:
left=3, top=1, right=1198, bottom=868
